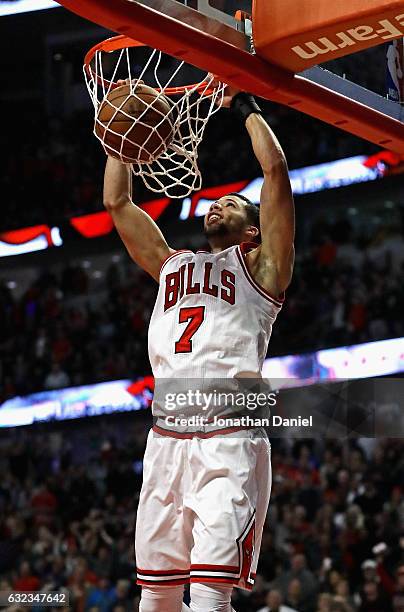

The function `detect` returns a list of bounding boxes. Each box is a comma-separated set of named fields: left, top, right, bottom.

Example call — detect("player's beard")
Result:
left=203, top=222, right=230, bottom=239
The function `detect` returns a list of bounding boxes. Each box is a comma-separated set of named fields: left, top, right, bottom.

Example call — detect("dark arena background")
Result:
left=0, top=3, right=403, bottom=612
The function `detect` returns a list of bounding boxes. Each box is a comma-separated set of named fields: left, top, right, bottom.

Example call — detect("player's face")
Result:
left=204, top=195, right=249, bottom=240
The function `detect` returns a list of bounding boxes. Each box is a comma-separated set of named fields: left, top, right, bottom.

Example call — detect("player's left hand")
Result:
left=209, top=74, right=240, bottom=107
left=116, top=78, right=145, bottom=88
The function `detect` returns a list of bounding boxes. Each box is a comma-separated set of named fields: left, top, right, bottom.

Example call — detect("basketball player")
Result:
left=103, top=85, right=295, bottom=612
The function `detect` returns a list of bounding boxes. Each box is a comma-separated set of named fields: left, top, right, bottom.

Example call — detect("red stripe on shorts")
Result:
left=137, top=568, right=189, bottom=576
left=191, top=564, right=239, bottom=573
left=191, top=576, right=238, bottom=586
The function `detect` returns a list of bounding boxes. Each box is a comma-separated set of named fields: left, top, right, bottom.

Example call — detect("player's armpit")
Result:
left=245, top=243, right=292, bottom=301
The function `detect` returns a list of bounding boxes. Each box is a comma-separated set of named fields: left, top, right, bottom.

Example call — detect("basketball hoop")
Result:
left=84, top=35, right=225, bottom=198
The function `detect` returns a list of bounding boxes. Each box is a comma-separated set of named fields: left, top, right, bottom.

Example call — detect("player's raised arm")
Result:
left=244, top=109, right=295, bottom=294
left=103, top=156, right=174, bottom=282
left=220, top=85, right=295, bottom=297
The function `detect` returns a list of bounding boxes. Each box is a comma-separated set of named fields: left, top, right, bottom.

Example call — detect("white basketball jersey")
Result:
left=137, top=243, right=279, bottom=590
left=148, top=242, right=283, bottom=395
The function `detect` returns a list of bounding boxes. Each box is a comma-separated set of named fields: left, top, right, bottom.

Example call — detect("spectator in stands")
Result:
left=360, top=560, right=378, bottom=586
left=392, top=564, right=404, bottom=612
left=30, top=484, right=58, bottom=526
left=108, top=579, right=132, bottom=612
left=316, top=592, right=333, bottom=612
left=85, top=576, right=115, bottom=612
left=44, top=362, right=71, bottom=390
left=285, top=578, right=308, bottom=611
left=257, top=588, right=298, bottom=612
left=334, top=578, right=356, bottom=610
left=272, top=554, right=318, bottom=608
left=359, top=581, right=394, bottom=612
left=13, top=560, right=40, bottom=592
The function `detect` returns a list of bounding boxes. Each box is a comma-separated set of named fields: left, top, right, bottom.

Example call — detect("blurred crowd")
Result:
left=0, top=418, right=402, bottom=612
left=1, top=216, right=404, bottom=400
left=0, top=417, right=145, bottom=612
left=273, top=219, right=404, bottom=357
left=0, top=258, right=154, bottom=401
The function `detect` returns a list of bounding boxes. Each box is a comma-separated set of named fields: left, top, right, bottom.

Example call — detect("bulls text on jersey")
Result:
left=164, top=262, right=236, bottom=311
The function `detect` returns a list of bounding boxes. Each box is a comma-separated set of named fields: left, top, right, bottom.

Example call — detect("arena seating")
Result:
left=0, top=417, right=402, bottom=611
left=1, top=217, right=403, bottom=400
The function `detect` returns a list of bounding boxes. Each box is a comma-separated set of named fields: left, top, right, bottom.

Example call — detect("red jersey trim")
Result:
left=152, top=424, right=255, bottom=439
left=237, top=242, right=285, bottom=307
left=159, top=249, right=193, bottom=276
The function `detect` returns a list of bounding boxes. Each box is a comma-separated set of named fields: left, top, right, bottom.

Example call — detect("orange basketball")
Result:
left=95, top=83, right=174, bottom=164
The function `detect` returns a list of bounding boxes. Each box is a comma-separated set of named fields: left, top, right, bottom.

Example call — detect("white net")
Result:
left=84, top=42, right=225, bottom=198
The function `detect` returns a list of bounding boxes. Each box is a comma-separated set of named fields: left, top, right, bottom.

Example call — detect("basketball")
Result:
left=95, top=83, right=175, bottom=164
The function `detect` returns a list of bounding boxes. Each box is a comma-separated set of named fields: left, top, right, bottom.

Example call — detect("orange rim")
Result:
left=84, top=35, right=217, bottom=96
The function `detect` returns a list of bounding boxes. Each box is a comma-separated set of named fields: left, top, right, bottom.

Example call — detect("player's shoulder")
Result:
left=159, top=248, right=194, bottom=276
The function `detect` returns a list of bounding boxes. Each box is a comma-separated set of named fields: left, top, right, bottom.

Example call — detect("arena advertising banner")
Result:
left=0, top=0, right=57, bottom=16
left=0, top=225, right=63, bottom=257
left=1, top=337, right=403, bottom=429
left=1, top=150, right=402, bottom=258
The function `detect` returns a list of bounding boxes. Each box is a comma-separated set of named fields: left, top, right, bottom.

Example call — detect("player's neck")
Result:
left=210, top=245, right=226, bottom=253
left=208, top=237, right=241, bottom=253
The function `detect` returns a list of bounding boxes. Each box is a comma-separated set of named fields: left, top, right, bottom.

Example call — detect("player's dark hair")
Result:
left=227, top=192, right=261, bottom=244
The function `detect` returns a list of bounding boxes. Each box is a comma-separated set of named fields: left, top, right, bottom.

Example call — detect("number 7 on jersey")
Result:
left=174, top=306, right=206, bottom=354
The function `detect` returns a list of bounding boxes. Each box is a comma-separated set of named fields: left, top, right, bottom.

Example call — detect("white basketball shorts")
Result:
left=135, top=428, right=271, bottom=591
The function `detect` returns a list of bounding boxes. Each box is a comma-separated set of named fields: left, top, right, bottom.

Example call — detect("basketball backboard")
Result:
left=133, top=1, right=252, bottom=29
left=161, top=0, right=252, bottom=28
left=123, top=0, right=253, bottom=49
left=57, top=0, right=404, bottom=153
